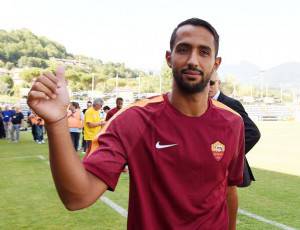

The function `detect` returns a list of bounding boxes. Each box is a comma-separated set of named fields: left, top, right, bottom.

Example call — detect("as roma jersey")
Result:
left=83, top=94, right=245, bottom=230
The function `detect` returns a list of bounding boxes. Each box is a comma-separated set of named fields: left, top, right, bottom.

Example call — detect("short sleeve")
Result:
left=84, top=110, right=93, bottom=123
left=83, top=120, right=127, bottom=191
left=227, top=120, right=245, bottom=186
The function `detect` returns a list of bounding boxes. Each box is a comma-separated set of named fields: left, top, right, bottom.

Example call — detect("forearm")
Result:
left=227, top=186, right=238, bottom=230
left=87, top=121, right=104, bottom=128
left=46, top=117, right=98, bottom=208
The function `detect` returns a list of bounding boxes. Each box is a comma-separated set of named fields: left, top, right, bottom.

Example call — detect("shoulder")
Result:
left=107, top=107, right=117, bottom=115
left=86, top=107, right=96, bottom=115
left=218, top=92, right=245, bottom=112
left=211, top=99, right=243, bottom=126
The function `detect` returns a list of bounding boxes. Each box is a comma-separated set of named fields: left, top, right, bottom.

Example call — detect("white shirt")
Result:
left=212, top=90, right=221, bottom=100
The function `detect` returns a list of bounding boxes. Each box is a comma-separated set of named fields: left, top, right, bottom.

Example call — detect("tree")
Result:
left=20, top=68, right=42, bottom=85
left=0, top=74, right=14, bottom=95
left=5, top=62, right=14, bottom=70
left=18, top=56, right=48, bottom=68
left=160, top=62, right=172, bottom=93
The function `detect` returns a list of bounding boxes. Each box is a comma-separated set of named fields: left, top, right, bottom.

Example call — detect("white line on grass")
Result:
left=238, top=209, right=297, bottom=230
left=98, top=198, right=297, bottom=229
left=0, top=155, right=39, bottom=160
left=99, top=196, right=128, bottom=218
left=37, top=155, right=46, bottom=160
left=37, top=155, right=50, bottom=165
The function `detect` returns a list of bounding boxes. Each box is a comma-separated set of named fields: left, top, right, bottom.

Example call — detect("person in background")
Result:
left=209, top=72, right=261, bottom=187
left=100, top=106, right=110, bottom=120
left=81, top=100, right=93, bottom=151
left=0, top=107, right=5, bottom=139
left=83, top=98, right=105, bottom=152
left=82, top=101, right=92, bottom=114
left=105, top=97, right=123, bottom=121
left=36, top=115, right=45, bottom=144
left=10, top=106, right=24, bottom=143
left=2, top=105, right=15, bottom=139
left=67, top=102, right=84, bottom=151
left=28, top=112, right=38, bottom=142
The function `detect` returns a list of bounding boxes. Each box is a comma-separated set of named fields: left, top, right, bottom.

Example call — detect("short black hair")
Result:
left=71, top=102, right=80, bottom=109
left=103, top=106, right=110, bottom=111
left=170, top=18, right=219, bottom=57
left=116, top=97, right=123, bottom=102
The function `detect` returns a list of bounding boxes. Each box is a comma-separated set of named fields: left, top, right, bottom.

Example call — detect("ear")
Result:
left=165, top=51, right=172, bottom=68
left=213, top=57, right=222, bottom=72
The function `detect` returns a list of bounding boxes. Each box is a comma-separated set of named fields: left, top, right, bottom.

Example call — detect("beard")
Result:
left=172, top=67, right=213, bottom=94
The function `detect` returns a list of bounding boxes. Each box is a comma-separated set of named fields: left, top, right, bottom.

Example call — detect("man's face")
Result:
left=87, top=102, right=92, bottom=108
left=166, top=25, right=221, bottom=94
left=94, top=104, right=102, bottom=111
left=69, top=104, right=75, bottom=112
left=116, top=100, right=123, bottom=109
left=208, top=74, right=221, bottom=98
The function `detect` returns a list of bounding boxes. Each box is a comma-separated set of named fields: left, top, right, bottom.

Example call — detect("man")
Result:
left=67, top=102, right=84, bottom=151
left=2, top=105, right=15, bottom=139
left=82, top=101, right=92, bottom=114
left=28, top=111, right=38, bottom=142
left=0, top=107, right=5, bottom=139
left=35, top=115, right=45, bottom=144
left=81, top=100, right=92, bottom=151
left=105, top=97, right=123, bottom=121
left=27, top=18, right=244, bottom=230
left=209, top=72, right=261, bottom=187
left=10, top=106, right=24, bottom=143
left=83, top=98, right=105, bottom=152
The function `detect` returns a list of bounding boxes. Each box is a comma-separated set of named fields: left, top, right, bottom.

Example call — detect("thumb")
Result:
left=56, top=65, right=65, bottom=82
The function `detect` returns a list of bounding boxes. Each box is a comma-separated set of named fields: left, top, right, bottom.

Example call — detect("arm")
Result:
left=27, top=66, right=108, bottom=210
left=227, top=186, right=238, bottom=230
left=47, top=117, right=107, bottom=210
left=86, top=121, right=104, bottom=128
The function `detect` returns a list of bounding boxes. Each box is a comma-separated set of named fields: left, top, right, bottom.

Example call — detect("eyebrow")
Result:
left=175, top=42, right=212, bottom=52
left=199, top=45, right=212, bottom=52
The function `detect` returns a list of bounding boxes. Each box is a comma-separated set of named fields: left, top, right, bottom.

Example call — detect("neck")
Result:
left=169, top=84, right=209, bottom=117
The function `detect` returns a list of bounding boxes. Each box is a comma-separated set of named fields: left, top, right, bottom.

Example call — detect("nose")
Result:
left=187, top=50, right=199, bottom=68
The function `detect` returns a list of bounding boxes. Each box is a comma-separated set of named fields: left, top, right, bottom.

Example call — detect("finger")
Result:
left=31, top=81, right=57, bottom=99
left=43, top=71, right=59, bottom=85
left=28, top=90, right=50, bottom=102
left=56, top=65, right=65, bottom=83
left=38, top=74, right=59, bottom=94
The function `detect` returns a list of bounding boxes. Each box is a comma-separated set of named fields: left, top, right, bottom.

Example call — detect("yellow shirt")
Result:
left=84, top=107, right=102, bottom=141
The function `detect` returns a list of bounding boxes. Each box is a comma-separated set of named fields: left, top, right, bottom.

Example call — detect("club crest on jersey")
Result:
left=211, top=141, right=225, bottom=161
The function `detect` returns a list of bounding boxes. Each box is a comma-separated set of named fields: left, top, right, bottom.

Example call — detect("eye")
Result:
left=176, top=44, right=189, bottom=53
left=200, top=49, right=210, bottom=56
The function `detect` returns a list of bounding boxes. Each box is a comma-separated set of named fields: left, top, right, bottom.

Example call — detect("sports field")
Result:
left=0, top=121, right=299, bottom=229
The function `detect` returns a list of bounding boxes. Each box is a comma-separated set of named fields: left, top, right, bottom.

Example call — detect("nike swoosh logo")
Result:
left=155, top=141, right=177, bottom=149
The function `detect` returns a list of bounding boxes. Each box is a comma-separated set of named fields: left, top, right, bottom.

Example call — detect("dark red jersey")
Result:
left=83, top=94, right=245, bottom=230
left=105, top=107, right=120, bottom=121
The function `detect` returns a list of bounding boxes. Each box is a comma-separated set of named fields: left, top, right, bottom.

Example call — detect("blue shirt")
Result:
left=2, top=110, right=15, bottom=122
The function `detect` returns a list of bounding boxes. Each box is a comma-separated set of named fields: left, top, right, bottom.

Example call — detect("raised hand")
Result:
left=27, top=66, right=70, bottom=124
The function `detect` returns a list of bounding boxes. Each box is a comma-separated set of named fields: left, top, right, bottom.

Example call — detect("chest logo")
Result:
left=211, top=141, right=225, bottom=161
left=156, top=141, right=177, bottom=149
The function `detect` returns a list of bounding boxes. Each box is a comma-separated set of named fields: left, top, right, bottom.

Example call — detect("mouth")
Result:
left=182, top=70, right=203, bottom=81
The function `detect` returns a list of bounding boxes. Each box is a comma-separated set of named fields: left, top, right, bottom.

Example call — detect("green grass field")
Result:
left=1, top=122, right=300, bottom=229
